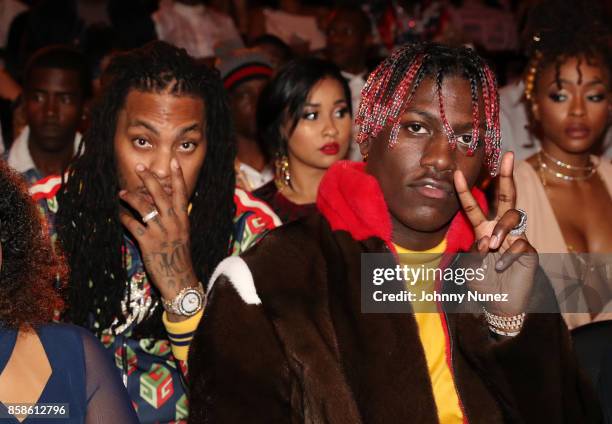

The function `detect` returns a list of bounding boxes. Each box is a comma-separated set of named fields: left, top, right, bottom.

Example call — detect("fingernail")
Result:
left=136, top=163, right=145, bottom=172
left=495, top=259, right=504, bottom=271
left=171, top=158, right=179, bottom=170
left=478, top=238, right=487, bottom=250
left=489, top=235, right=499, bottom=249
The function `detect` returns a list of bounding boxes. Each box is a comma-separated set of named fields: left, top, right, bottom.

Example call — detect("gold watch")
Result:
left=162, top=282, right=206, bottom=316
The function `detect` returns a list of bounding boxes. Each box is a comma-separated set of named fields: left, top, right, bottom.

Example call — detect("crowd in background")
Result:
left=0, top=0, right=611, bottom=423
left=0, top=0, right=572, bottom=152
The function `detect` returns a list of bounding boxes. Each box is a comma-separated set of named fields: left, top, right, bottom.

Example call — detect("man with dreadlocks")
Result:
left=188, top=43, right=600, bottom=423
left=28, top=41, right=280, bottom=423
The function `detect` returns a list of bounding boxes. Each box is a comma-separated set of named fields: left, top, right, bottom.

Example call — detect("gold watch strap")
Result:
left=162, top=282, right=205, bottom=315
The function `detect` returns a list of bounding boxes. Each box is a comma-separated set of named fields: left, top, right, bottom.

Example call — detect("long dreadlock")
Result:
left=56, top=41, right=236, bottom=338
left=356, top=42, right=502, bottom=176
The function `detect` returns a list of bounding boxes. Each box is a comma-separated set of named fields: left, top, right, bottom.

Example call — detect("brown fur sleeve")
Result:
left=188, top=274, right=292, bottom=423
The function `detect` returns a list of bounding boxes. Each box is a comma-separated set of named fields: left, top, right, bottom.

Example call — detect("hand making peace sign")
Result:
left=454, top=152, right=539, bottom=317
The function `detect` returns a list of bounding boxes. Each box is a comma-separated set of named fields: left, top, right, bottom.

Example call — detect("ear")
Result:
left=359, top=138, right=371, bottom=160
left=279, top=123, right=290, bottom=149
left=82, top=99, right=92, bottom=121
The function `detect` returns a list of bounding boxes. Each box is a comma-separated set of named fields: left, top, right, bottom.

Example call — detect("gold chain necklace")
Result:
left=537, top=151, right=597, bottom=187
left=540, top=149, right=595, bottom=171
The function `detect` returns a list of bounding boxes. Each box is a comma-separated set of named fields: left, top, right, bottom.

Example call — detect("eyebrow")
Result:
left=127, top=120, right=202, bottom=137
left=128, top=119, right=160, bottom=136
left=403, top=109, right=483, bottom=132
left=402, top=109, right=437, bottom=121
left=304, top=99, right=348, bottom=107
left=178, top=123, right=201, bottom=136
left=31, top=88, right=77, bottom=95
left=548, top=78, right=606, bottom=88
left=454, top=123, right=483, bottom=133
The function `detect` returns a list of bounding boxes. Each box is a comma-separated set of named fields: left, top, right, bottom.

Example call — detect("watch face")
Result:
left=180, top=291, right=202, bottom=314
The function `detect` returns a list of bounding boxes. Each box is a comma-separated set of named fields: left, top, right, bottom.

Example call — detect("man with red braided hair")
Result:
left=188, top=43, right=600, bottom=423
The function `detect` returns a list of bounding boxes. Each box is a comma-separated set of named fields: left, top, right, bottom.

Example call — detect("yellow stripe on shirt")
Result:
left=394, top=240, right=464, bottom=424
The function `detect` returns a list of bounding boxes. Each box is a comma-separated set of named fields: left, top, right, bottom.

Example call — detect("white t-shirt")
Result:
left=263, top=8, right=326, bottom=52
left=342, top=70, right=367, bottom=162
left=153, top=0, right=242, bottom=58
left=8, top=126, right=82, bottom=174
left=0, top=0, right=27, bottom=47
left=237, top=161, right=273, bottom=191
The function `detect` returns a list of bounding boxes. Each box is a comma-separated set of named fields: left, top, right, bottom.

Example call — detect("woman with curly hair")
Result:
left=0, top=161, right=137, bottom=423
left=514, top=2, right=612, bottom=329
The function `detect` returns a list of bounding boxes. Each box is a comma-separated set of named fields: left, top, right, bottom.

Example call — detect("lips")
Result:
left=320, top=142, right=340, bottom=156
left=39, top=124, right=62, bottom=134
left=565, top=123, right=591, bottom=139
left=410, top=178, right=453, bottom=200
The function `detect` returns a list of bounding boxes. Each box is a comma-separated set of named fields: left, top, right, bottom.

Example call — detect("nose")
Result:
left=149, top=148, right=173, bottom=180
left=323, top=114, right=339, bottom=137
left=569, top=94, right=586, bottom=117
left=420, top=134, right=455, bottom=174
left=44, top=97, right=59, bottom=118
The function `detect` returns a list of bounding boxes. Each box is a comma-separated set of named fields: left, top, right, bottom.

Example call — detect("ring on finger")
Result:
left=142, top=209, right=159, bottom=223
left=509, top=208, right=527, bottom=236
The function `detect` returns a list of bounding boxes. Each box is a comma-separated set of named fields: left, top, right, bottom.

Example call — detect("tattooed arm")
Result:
left=118, top=159, right=200, bottom=323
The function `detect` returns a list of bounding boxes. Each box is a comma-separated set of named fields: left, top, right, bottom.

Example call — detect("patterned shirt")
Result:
left=30, top=176, right=281, bottom=423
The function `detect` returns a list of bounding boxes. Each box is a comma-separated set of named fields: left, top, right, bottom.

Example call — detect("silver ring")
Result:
left=509, top=208, right=527, bottom=236
left=142, top=209, right=159, bottom=223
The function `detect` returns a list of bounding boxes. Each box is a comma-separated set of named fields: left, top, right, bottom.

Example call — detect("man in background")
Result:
left=325, top=6, right=372, bottom=161
left=6, top=45, right=89, bottom=184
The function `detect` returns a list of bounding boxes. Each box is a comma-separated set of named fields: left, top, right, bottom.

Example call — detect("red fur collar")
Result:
left=317, top=161, right=489, bottom=254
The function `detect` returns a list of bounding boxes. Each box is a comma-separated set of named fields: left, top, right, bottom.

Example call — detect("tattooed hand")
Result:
left=119, top=158, right=198, bottom=321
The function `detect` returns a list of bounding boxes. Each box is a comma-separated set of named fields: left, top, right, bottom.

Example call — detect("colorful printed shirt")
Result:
left=30, top=176, right=281, bottom=423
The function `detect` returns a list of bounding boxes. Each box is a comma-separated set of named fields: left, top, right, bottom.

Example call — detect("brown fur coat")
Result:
left=188, top=162, right=600, bottom=423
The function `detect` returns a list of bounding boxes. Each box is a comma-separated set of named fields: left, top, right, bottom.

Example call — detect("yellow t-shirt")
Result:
left=394, top=240, right=464, bottom=424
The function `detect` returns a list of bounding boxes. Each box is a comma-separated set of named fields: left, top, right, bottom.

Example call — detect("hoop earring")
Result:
left=274, top=154, right=291, bottom=190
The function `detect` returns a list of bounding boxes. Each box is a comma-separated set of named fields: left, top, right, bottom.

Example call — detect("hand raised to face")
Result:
left=454, top=152, right=539, bottom=316
left=118, top=159, right=199, bottom=311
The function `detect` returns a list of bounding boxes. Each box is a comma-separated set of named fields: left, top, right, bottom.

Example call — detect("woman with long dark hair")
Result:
left=253, top=57, right=352, bottom=223
left=0, top=161, right=137, bottom=423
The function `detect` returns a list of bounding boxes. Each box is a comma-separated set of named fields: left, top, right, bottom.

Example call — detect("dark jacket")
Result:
left=189, top=161, right=600, bottom=423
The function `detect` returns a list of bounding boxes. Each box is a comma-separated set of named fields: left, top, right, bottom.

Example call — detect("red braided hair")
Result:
left=356, top=43, right=502, bottom=176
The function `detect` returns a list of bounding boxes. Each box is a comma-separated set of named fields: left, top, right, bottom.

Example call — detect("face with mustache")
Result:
left=114, top=89, right=207, bottom=207
left=361, top=76, right=485, bottom=249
